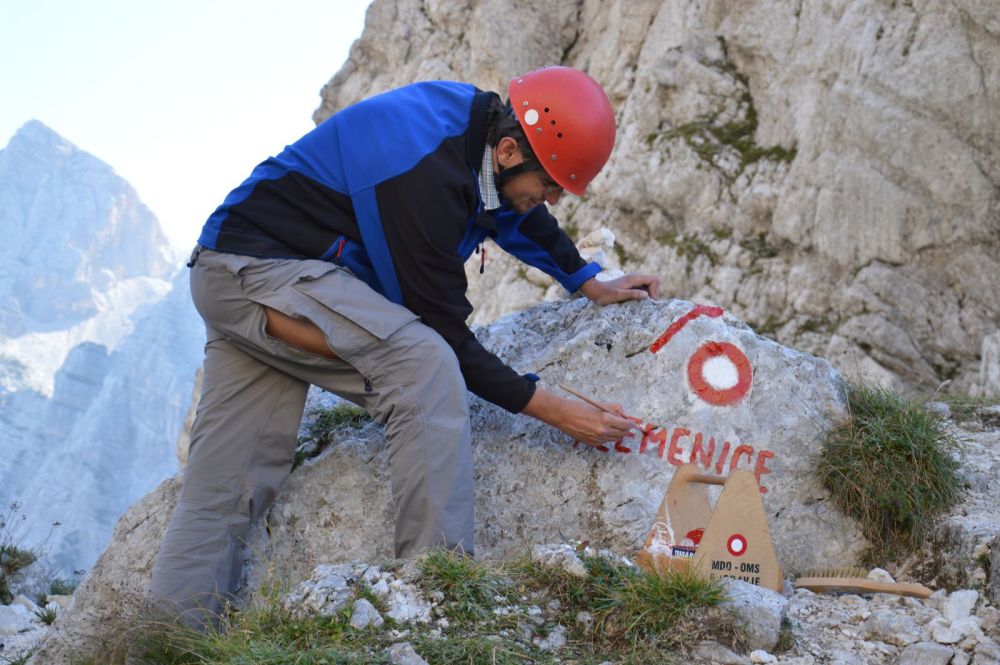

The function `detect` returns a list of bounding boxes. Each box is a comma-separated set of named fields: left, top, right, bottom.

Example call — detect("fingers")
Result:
left=645, top=276, right=661, bottom=299
left=594, top=274, right=662, bottom=304
left=598, top=409, right=636, bottom=440
left=624, top=273, right=661, bottom=299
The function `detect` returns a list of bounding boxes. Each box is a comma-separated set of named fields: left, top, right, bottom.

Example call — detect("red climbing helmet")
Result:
left=508, top=66, right=616, bottom=196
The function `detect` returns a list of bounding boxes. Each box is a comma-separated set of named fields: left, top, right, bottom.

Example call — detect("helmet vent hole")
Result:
left=550, top=120, right=556, bottom=125
left=544, top=107, right=550, bottom=113
left=557, top=133, right=563, bottom=138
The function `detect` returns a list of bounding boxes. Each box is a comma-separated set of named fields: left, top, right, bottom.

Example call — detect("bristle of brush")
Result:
left=797, top=567, right=868, bottom=579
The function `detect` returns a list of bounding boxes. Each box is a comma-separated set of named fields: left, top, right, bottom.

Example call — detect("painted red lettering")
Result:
left=730, top=444, right=754, bottom=470
left=715, top=441, right=731, bottom=474
left=668, top=428, right=690, bottom=466
left=754, top=450, right=775, bottom=494
left=689, top=434, right=715, bottom=470
left=640, top=427, right=668, bottom=458
left=615, top=433, right=633, bottom=454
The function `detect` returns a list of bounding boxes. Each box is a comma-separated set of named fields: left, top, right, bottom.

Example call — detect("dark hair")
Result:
left=486, top=97, right=537, bottom=166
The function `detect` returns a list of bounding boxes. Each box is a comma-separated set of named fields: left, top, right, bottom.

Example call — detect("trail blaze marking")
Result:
left=687, top=342, right=752, bottom=406
left=649, top=304, right=752, bottom=407
left=649, top=304, right=724, bottom=353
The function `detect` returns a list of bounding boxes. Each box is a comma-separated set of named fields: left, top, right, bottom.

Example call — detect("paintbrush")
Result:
left=558, top=383, right=658, bottom=433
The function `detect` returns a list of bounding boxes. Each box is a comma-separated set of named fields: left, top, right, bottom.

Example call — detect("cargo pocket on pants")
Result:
left=288, top=265, right=419, bottom=360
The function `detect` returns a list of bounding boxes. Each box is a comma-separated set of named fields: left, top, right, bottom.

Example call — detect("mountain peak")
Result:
left=6, top=119, right=77, bottom=158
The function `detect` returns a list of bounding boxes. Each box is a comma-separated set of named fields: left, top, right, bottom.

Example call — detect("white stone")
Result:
left=11, top=595, right=39, bottom=614
left=386, top=642, right=428, bottom=665
left=928, top=618, right=963, bottom=644
left=863, top=609, right=921, bottom=646
left=977, top=639, right=1000, bottom=661
left=952, top=650, right=972, bottom=665
left=978, top=332, right=1000, bottom=398
left=749, top=649, right=777, bottom=663
left=867, top=568, right=895, bottom=584
left=897, top=642, right=954, bottom=665
left=531, top=544, right=589, bottom=578
left=533, top=624, right=567, bottom=651
left=0, top=604, right=34, bottom=636
left=350, top=598, right=384, bottom=629
left=380, top=581, right=432, bottom=624
left=720, top=579, right=788, bottom=652
left=951, top=616, right=982, bottom=640
left=944, top=590, right=979, bottom=623
left=691, top=641, right=751, bottom=665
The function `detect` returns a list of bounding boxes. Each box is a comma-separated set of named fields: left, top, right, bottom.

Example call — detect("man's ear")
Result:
left=495, top=136, right=521, bottom=168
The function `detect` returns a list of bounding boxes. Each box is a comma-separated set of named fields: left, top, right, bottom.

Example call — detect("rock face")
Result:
left=249, top=297, right=853, bottom=587
left=29, top=296, right=855, bottom=662
left=316, top=0, right=1000, bottom=395
left=0, top=121, right=205, bottom=571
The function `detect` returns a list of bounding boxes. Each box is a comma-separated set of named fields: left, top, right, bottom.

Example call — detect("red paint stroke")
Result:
left=649, top=304, right=725, bottom=354
left=687, top=342, right=752, bottom=406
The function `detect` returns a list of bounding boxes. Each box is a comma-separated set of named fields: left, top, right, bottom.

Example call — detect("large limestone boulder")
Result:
left=316, top=0, right=1000, bottom=394
left=251, top=297, right=854, bottom=587
left=29, top=297, right=853, bottom=663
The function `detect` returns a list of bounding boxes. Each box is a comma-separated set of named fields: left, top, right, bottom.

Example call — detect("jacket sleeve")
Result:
left=373, top=146, right=537, bottom=413
left=492, top=205, right=602, bottom=293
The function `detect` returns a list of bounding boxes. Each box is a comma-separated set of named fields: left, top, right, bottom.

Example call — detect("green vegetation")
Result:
left=662, top=84, right=796, bottom=178
left=48, top=576, right=79, bottom=597
left=111, top=550, right=741, bottom=665
left=33, top=605, right=58, bottom=625
left=934, top=393, right=1000, bottom=429
left=1, top=502, right=38, bottom=604
left=656, top=231, right=718, bottom=265
left=739, top=233, right=790, bottom=260
left=817, top=384, right=964, bottom=565
left=293, top=401, right=372, bottom=468
left=647, top=37, right=797, bottom=180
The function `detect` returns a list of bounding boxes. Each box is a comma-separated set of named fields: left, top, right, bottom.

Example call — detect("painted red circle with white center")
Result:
left=727, top=534, right=748, bottom=557
left=687, top=342, right=752, bottom=406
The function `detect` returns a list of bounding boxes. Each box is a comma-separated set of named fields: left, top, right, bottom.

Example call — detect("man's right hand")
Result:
left=521, top=386, right=636, bottom=447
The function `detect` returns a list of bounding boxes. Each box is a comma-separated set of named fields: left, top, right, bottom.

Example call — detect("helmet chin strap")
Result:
left=495, top=158, right=541, bottom=203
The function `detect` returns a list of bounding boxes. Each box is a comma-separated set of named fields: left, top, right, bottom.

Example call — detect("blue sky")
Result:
left=1, top=0, right=371, bottom=251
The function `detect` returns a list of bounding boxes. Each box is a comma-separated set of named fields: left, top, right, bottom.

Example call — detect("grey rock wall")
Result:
left=315, top=0, right=1000, bottom=395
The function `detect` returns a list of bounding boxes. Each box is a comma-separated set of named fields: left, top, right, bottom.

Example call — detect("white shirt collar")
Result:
left=479, top=145, right=501, bottom=211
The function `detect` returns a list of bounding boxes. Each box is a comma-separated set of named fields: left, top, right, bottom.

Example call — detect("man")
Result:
left=149, top=66, right=660, bottom=628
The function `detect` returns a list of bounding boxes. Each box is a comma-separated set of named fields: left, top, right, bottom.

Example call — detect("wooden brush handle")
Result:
left=795, top=577, right=932, bottom=599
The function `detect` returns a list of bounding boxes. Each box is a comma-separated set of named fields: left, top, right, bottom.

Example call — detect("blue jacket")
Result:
left=198, top=81, right=601, bottom=412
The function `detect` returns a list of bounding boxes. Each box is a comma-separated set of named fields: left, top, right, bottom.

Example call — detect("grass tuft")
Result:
left=507, top=551, right=742, bottom=658
left=1, top=502, right=38, bottom=605
left=48, top=576, right=79, bottom=597
left=417, top=549, right=508, bottom=622
left=934, top=393, right=1000, bottom=429
left=817, top=383, right=963, bottom=565
left=293, top=401, right=372, bottom=468
left=110, top=549, right=741, bottom=665
left=33, top=605, right=58, bottom=625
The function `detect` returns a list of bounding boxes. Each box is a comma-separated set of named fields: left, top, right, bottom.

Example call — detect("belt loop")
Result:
left=186, top=244, right=203, bottom=268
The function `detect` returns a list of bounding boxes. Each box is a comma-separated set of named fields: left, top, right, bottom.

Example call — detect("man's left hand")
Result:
left=579, top=273, right=661, bottom=305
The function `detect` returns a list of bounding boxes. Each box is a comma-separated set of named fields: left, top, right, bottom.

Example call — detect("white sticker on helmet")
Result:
left=524, top=109, right=539, bottom=125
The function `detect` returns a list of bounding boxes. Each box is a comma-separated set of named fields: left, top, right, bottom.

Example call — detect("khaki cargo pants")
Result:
left=148, top=248, right=474, bottom=629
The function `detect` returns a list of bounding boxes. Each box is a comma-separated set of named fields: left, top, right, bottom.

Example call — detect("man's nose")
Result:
left=544, top=188, right=563, bottom=205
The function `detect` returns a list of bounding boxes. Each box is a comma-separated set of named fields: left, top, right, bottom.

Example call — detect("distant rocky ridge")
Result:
left=316, top=0, right=1000, bottom=396
left=0, top=121, right=204, bottom=572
